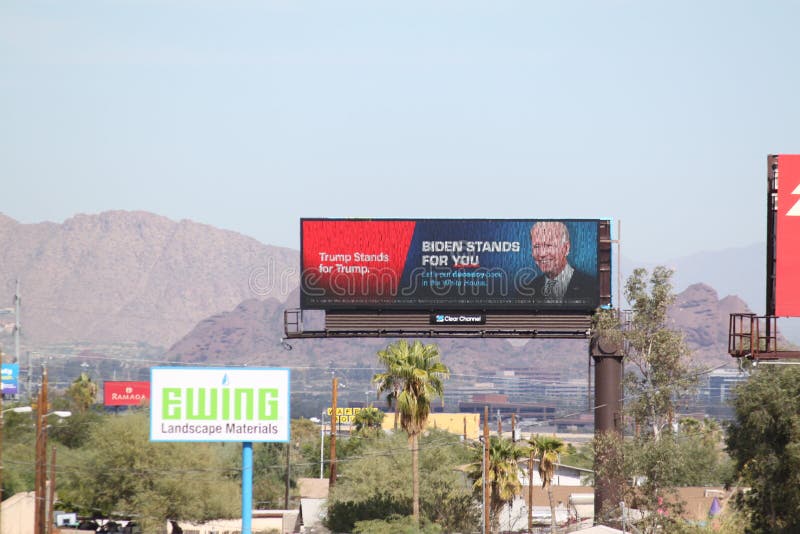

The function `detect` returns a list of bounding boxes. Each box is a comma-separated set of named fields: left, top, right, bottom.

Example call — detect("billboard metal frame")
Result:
left=286, top=219, right=612, bottom=339
left=729, top=155, right=800, bottom=360
left=285, top=217, right=621, bottom=518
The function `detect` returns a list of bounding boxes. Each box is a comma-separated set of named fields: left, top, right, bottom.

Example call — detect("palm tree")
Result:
left=374, top=352, right=402, bottom=431
left=372, top=339, right=450, bottom=524
left=67, top=372, right=98, bottom=413
left=468, top=435, right=526, bottom=533
left=352, top=406, right=385, bottom=437
left=530, top=434, right=567, bottom=533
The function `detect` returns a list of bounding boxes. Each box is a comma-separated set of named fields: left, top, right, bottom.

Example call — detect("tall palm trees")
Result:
left=373, top=339, right=450, bottom=524
left=468, top=435, right=526, bottom=533
left=530, top=434, right=567, bottom=533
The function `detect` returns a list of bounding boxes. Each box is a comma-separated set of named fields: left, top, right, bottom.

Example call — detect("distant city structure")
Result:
left=693, top=368, right=750, bottom=421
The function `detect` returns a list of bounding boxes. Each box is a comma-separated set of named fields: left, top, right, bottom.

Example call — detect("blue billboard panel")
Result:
left=1, top=363, right=19, bottom=395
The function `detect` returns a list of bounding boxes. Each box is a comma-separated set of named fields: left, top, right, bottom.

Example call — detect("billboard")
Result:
left=301, top=219, right=601, bottom=311
left=776, top=155, right=800, bottom=316
left=1, top=363, right=18, bottom=395
left=104, top=381, right=150, bottom=406
left=150, top=367, right=290, bottom=443
left=327, top=406, right=363, bottom=424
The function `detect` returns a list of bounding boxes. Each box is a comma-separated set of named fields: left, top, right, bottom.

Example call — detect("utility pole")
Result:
left=329, top=377, right=338, bottom=487
left=13, top=280, right=20, bottom=366
left=319, top=410, right=325, bottom=479
left=48, top=446, right=56, bottom=534
left=34, top=365, right=48, bottom=534
left=284, top=442, right=290, bottom=509
left=528, top=447, right=534, bottom=533
left=27, top=352, right=32, bottom=402
left=483, top=406, right=489, bottom=534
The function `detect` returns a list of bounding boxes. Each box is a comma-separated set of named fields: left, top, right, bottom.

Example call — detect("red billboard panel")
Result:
left=776, top=155, right=800, bottom=316
left=301, top=219, right=601, bottom=311
left=104, top=381, right=150, bottom=406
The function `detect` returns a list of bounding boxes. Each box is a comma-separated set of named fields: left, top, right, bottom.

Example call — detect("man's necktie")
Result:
left=544, top=278, right=556, bottom=297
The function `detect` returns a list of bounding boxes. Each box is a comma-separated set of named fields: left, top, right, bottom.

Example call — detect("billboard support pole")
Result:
left=242, top=442, right=253, bottom=534
left=590, top=332, right=624, bottom=525
left=329, top=377, right=338, bottom=487
left=767, top=156, right=778, bottom=352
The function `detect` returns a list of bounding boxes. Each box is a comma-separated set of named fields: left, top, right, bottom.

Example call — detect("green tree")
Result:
left=248, top=418, right=323, bottom=508
left=353, top=515, right=442, bottom=534
left=594, top=267, right=700, bottom=530
left=597, top=267, right=696, bottom=441
left=59, top=412, right=239, bottom=530
left=530, top=434, right=567, bottom=534
left=353, top=406, right=385, bottom=437
left=1, top=407, right=36, bottom=499
left=726, top=365, right=800, bottom=533
left=467, top=435, right=526, bottom=533
left=66, top=372, right=98, bottom=414
left=325, top=430, right=476, bottom=533
left=372, top=340, right=450, bottom=525
left=676, top=417, right=732, bottom=487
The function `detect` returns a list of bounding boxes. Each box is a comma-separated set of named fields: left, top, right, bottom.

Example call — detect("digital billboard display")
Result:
left=301, top=219, right=601, bottom=311
left=776, top=154, right=800, bottom=316
left=1, top=363, right=18, bottom=395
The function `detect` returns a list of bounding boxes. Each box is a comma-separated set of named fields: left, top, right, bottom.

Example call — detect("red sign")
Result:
left=776, top=154, right=800, bottom=316
left=103, top=381, right=150, bottom=406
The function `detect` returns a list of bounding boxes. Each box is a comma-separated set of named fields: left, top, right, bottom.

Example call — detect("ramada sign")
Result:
left=104, top=381, right=150, bottom=406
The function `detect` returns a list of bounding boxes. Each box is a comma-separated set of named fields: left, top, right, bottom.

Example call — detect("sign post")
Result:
left=150, top=367, right=290, bottom=533
left=242, top=442, right=253, bottom=534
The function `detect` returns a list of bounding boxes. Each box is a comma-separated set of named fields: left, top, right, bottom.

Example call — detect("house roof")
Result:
left=670, top=487, right=729, bottom=521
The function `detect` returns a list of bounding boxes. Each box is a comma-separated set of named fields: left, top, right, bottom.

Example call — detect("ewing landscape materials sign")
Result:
left=150, top=367, right=290, bottom=442
left=300, top=219, right=601, bottom=311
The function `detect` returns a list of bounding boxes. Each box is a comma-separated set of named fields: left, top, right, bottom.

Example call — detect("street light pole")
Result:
left=319, top=411, right=325, bottom=479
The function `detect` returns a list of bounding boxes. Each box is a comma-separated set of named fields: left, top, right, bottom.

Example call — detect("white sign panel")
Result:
left=150, top=367, right=290, bottom=442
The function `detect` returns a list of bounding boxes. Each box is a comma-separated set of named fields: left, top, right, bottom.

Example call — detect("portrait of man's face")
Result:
left=530, top=222, right=570, bottom=278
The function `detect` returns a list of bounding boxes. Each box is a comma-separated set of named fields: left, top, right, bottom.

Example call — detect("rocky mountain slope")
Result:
left=0, top=211, right=759, bottom=376
left=166, top=283, right=749, bottom=375
left=0, top=211, right=297, bottom=347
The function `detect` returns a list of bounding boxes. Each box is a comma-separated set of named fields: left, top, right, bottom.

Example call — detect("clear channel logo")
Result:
left=430, top=313, right=485, bottom=325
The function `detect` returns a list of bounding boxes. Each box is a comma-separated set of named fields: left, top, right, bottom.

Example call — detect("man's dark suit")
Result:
left=531, top=268, right=597, bottom=304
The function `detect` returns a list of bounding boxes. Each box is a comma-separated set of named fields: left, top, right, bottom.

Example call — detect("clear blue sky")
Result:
left=3, top=1, right=799, bottom=262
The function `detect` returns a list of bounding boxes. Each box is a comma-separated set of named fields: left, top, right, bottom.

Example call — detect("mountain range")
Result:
left=0, top=211, right=766, bottom=376
left=0, top=211, right=297, bottom=347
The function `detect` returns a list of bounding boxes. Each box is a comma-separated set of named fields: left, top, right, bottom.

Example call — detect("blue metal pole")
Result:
left=242, top=442, right=253, bottom=534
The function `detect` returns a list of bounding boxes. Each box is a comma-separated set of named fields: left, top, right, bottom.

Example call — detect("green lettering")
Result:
left=222, top=387, right=231, bottom=420
left=234, top=388, right=254, bottom=420
left=187, top=388, right=217, bottom=420
left=163, top=388, right=182, bottom=419
left=259, top=388, right=278, bottom=420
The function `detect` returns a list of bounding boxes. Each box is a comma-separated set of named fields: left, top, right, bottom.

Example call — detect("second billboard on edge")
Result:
left=301, top=219, right=602, bottom=312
